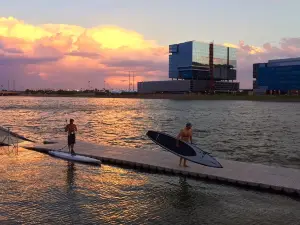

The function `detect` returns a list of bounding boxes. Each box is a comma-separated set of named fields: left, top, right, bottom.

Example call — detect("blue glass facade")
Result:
left=169, top=41, right=193, bottom=79
left=169, top=41, right=237, bottom=80
left=192, top=42, right=209, bottom=66
left=228, top=47, right=237, bottom=69
left=256, top=65, right=300, bottom=91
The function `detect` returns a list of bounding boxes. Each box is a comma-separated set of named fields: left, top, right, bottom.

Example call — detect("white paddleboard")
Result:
left=48, top=151, right=101, bottom=165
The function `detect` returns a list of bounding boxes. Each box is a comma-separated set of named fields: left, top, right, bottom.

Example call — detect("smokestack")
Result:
left=209, top=42, right=214, bottom=91
left=227, top=47, right=229, bottom=66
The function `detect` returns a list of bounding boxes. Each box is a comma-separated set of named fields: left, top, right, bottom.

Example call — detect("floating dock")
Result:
left=22, top=140, right=300, bottom=197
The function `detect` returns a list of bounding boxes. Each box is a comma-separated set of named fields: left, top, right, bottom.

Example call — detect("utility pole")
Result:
left=128, top=71, right=131, bottom=92
left=128, top=70, right=136, bottom=92
left=133, top=72, right=135, bottom=92
left=209, top=42, right=214, bottom=93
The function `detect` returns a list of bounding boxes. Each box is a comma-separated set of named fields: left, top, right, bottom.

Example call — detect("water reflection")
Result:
left=176, top=177, right=193, bottom=209
left=162, top=176, right=221, bottom=213
left=1, top=149, right=300, bottom=225
left=66, top=162, right=76, bottom=192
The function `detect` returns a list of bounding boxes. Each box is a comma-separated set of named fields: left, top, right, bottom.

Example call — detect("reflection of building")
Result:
left=253, top=57, right=300, bottom=93
left=138, top=41, right=239, bottom=94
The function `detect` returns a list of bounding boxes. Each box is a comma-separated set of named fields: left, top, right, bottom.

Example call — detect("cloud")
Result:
left=235, top=38, right=300, bottom=88
left=0, top=17, right=167, bottom=90
left=0, top=55, right=60, bottom=66
left=66, top=51, right=100, bottom=58
left=102, top=58, right=168, bottom=72
left=0, top=16, right=299, bottom=90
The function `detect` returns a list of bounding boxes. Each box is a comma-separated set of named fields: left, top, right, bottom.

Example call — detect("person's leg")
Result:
left=67, top=135, right=71, bottom=153
left=70, top=134, right=76, bottom=155
left=71, top=144, right=75, bottom=155
left=183, top=159, right=188, bottom=167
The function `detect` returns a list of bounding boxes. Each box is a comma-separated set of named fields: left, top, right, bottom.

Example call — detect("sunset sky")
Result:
left=1, top=0, right=300, bottom=90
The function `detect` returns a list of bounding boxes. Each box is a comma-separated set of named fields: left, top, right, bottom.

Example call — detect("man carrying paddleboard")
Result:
left=176, top=122, right=193, bottom=167
left=65, top=119, right=77, bottom=155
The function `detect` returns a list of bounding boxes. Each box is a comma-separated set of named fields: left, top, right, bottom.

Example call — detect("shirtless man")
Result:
left=176, top=122, right=193, bottom=167
left=65, top=119, right=77, bottom=155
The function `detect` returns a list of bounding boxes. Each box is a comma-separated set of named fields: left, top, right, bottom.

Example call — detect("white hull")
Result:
left=48, top=151, right=102, bottom=165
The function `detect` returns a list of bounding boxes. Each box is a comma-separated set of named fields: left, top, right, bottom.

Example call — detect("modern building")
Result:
left=253, top=57, right=300, bottom=93
left=138, top=40, right=239, bottom=94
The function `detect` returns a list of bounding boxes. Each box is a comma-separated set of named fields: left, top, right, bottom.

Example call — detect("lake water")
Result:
left=0, top=97, right=300, bottom=224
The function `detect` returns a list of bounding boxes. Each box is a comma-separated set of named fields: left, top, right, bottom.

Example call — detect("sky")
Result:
left=1, top=0, right=300, bottom=90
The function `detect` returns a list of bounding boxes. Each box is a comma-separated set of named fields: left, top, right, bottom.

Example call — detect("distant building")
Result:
left=138, top=40, right=239, bottom=94
left=253, top=57, right=300, bottom=93
left=169, top=41, right=237, bottom=80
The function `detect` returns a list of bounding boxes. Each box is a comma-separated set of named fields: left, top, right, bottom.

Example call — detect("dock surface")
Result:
left=22, top=140, right=300, bottom=197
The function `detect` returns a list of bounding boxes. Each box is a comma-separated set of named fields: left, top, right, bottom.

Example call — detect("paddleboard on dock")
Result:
left=146, top=130, right=222, bottom=168
left=48, top=150, right=102, bottom=166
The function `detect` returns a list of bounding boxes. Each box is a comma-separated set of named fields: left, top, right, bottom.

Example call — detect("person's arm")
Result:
left=176, top=130, right=182, bottom=147
left=65, top=124, right=68, bottom=132
left=190, top=130, right=193, bottom=144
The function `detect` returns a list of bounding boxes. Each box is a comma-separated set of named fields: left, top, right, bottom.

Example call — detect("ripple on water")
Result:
left=1, top=97, right=300, bottom=169
left=1, top=149, right=300, bottom=225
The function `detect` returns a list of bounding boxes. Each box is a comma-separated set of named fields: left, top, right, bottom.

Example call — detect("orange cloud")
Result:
left=0, top=16, right=168, bottom=90
left=224, top=41, right=264, bottom=54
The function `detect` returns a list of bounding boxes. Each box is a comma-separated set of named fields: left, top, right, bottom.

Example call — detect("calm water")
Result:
left=1, top=97, right=300, bottom=224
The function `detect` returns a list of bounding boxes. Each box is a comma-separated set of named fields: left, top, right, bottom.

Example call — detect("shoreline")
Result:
left=7, top=93, right=300, bottom=102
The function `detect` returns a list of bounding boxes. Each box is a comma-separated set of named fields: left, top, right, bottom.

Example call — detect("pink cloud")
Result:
left=237, top=38, right=300, bottom=88
left=0, top=17, right=168, bottom=90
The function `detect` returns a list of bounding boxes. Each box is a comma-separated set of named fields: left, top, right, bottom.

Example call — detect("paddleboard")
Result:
left=48, top=151, right=102, bottom=166
left=146, top=130, right=222, bottom=168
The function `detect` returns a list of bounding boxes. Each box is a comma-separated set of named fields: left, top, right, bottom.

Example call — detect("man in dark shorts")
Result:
left=176, top=122, right=193, bottom=167
left=65, top=119, right=77, bottom=155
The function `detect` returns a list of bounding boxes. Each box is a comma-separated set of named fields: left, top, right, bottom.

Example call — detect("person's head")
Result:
left=70, top=119, right=74, bottom=124
left=186, top=122, right=192, bottom=129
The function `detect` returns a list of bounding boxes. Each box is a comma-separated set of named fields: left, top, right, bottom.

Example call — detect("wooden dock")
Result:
left=22, top=140, right=300, bottom=197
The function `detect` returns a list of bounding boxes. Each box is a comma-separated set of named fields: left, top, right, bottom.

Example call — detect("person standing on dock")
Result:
left=176, top=122, right=193, bottom=167
left=65, top=119, right=77, bottom=155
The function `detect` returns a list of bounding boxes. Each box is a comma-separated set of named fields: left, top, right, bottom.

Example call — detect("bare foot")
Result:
left=184, top=165, right=188, bottom=167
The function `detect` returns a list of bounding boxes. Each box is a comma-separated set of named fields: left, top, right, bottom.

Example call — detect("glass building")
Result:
left=169, top=41, right=237, bottom=81
left=254, top=58, right=300, bottom=92
left=137, top=41, right=239, bottom=94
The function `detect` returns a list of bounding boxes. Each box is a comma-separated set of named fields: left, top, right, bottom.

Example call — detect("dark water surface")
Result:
left=0, top=97, right=300, bottom=224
